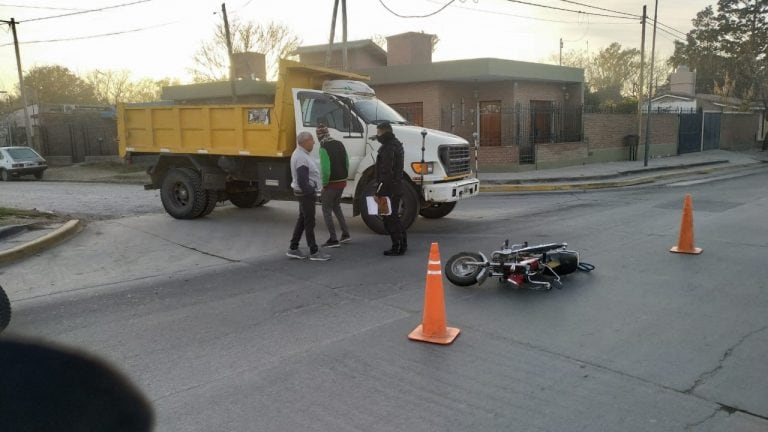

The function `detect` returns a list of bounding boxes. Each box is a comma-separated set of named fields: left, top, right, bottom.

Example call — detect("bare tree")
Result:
left=189, top=20, right=301, bottom=82
left=85, top=70, right=178, bottom=104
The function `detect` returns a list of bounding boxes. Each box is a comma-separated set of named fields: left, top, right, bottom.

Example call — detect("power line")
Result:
left=0, top=3, right=86, bottom=11
left=654, top=24, right=684, bottom=43
left=502, top=0, right=637, bottom=20
left=0, top=21, right=178, bottom=46
left=557, top=0, right=639, bottom=18
left=378, top=0, right=458, bottom=18
left=656, top=21, right=687, bottom=37
left=424, top=0, right=631, bottom=24
left=21, top=0, right=152, bottom=23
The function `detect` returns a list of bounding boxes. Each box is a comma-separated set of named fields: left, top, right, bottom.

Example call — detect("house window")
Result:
left=390, top=102, right=423, bottom=126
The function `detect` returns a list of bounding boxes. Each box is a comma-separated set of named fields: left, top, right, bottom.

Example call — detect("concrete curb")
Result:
left=0, top=220, right=83, bottom=265
left=480, top=161, right=763, bottom=193
left=480, top=160, right=729, bottom=185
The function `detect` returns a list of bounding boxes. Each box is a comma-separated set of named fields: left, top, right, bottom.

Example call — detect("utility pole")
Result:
left=643, top=0, right=658, bottom=167
left=2, top=18, right=34, bottom=150
left=324, top=0, right=348, bottom=71
left=221, top=3, right=237, bottom=103
left=324, top=0, right=339, bottom=68
left=636, top=5, right=646, bottom=162
left=559, top=38, right=563, bottom=66
left=341, top=0, right=348, bottom=71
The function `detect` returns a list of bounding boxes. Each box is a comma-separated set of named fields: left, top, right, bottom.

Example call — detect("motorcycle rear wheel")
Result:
left=445, top=252, right=484, bottom=286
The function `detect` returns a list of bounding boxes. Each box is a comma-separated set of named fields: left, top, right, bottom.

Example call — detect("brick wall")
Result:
left=300, top=49, right=386, bottom=70
left=720, top=113, right=759, bottom=150
left=373, top=82, right=442, bottom=129
left=536, top=141, right=587, bottom=164
left=386, top=32, right=433, bottom=66
left=477, top=145, right=519, bottom=166
left=584, top=113, right=679, bottom=160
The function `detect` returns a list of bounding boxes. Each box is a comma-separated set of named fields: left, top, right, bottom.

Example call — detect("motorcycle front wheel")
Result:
left=445, top=252, right=484, bottom=286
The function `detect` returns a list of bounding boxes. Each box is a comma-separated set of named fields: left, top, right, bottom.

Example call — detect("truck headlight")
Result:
left=411, top=161, right=434, bottom=175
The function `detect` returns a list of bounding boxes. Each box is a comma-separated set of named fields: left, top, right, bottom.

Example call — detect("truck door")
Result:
left=293, top=90, right=366, bottom=182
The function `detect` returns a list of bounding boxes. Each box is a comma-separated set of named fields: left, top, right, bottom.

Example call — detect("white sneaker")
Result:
left=309, top=251, right=331, bottom=261
left=286, top=248, right=308, bottom=259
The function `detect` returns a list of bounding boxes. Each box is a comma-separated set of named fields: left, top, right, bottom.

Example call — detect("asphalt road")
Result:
left=2, top=172, right=767, bottom=431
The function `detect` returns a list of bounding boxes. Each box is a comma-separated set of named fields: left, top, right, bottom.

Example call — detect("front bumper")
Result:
left=7, top=166, right=47, bottom=176
left=422, top=178, right=480, bottom=202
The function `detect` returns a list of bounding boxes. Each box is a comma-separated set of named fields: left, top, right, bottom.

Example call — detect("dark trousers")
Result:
left=290, top=194, right=318, bottom=254
left=321, top=187, right=349, bottom=241
left=382, top=193, right=404, bottom=244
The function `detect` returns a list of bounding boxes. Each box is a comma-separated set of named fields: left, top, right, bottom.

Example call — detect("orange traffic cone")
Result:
left=408, top=242, right=460, bottom=345
left=670, top=194, right=702, bottom=254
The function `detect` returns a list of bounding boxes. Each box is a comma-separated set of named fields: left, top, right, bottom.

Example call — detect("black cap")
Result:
left=376, top=121, right=392, bottom=132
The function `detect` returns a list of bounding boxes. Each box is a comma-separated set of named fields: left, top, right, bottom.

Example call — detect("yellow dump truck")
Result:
left=118, top=60, right=479, bottom=233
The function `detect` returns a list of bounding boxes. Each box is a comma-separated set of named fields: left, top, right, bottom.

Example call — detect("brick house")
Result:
left=294, top=32, right=586, bottom=170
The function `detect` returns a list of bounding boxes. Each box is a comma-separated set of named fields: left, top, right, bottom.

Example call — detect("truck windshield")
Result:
left=351, top=98, right=409, bottom=125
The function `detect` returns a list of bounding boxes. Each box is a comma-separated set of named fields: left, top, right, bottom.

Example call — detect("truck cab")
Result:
left=293, top=80, right=479, bottom=233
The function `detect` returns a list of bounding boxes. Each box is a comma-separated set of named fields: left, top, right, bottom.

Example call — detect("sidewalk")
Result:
left=1, top=149, right=766, bottom=265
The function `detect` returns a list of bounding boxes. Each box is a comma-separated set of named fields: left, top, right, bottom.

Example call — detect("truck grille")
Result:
left=438, top=145, right=471, bottom=176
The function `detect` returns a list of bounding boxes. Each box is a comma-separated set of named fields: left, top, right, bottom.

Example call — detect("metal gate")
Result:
left=40, top=123, right=117, bottom=162
left=678, top=110, right=702, bottom=154
left=703, top=112, right=721, bottom=150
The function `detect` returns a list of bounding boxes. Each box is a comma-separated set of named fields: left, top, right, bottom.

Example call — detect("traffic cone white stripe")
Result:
left=427, top=270, right=441, bottom=275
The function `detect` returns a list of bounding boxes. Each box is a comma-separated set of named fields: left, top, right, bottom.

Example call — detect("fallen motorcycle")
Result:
left=445, top=241, right=594, bottom=290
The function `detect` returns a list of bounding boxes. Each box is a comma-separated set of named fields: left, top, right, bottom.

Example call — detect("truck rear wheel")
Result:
left=0, top=285, right=11, bottom=332
left=229, top=191, right=268, bottom=208
left=419, top=202, right=456, bottom=219
left=160, top=168, right=208, bottom=219
left=200, top=190, right=219, bottom=216
left=359, top=180, right=419, bottom=235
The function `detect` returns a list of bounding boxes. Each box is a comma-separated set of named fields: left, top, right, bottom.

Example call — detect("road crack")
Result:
left=684, top=325, right=768, bottom=394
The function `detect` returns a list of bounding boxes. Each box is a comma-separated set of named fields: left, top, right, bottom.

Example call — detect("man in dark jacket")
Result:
left=317, top=124, right=351, bottom=248
left=374, top=121, right=407, bottom=256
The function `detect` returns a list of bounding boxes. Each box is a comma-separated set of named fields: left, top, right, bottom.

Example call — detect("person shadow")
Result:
left=0, top=337, right=154, bottom=432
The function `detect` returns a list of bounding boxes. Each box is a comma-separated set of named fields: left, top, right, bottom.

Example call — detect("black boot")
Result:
left=400, top=233, right=407, bottom=254
left=383, top=242, right=403, bottom=256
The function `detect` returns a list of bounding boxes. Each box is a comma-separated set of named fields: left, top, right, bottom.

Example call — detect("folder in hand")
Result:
left=366, top=195, right=392, bottom=216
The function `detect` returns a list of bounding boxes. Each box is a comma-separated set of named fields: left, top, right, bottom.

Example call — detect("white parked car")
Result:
left=0, top=146, right=48, bottom=181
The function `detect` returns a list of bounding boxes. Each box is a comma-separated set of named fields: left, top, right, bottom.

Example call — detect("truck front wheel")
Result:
left=359, top=180, right=419, bottom=235
left=229, top=191, right=268, bottom=208
left=160, top=168, right=208, bottom=219
left=419, top=202, right=456, bottom=219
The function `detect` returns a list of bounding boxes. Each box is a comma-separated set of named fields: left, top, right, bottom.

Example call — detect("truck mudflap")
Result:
left=422, top=178, right=480, bottom=202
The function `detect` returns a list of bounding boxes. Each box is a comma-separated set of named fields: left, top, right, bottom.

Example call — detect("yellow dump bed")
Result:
left=118, top=60, right=368, bottom=158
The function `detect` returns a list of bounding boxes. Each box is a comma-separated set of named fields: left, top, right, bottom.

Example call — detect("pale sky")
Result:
left=0, top=0, right=715, bottom=95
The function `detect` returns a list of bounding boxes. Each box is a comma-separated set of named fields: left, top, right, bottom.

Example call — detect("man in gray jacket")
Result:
left=287, top=131, right=331, bottom=261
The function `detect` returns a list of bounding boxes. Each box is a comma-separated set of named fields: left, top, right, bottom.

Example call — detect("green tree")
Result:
left=587, top=43, right=641, bottom=103
left=669, top=0, right=768, bottom=105
left=22, top=65, right=98, bottom=104
left=189, top=20, right=301, bottom=82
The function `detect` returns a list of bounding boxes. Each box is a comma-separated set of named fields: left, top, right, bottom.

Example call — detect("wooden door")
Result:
left=530, top=100, right=552, bottom=144
left=480, top=101, right=501, bottom=146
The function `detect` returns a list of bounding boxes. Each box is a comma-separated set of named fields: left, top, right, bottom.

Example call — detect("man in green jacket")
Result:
left=317, top=124, right=351, bottom=248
